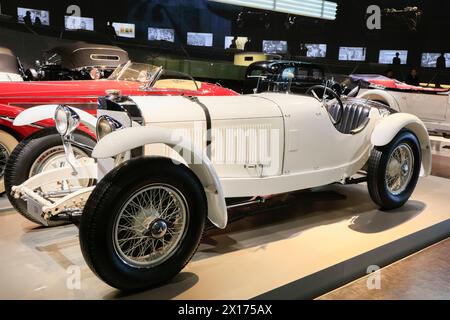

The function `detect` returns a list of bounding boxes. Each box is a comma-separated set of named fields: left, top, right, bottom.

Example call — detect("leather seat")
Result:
left=328, top=101, right=371, bottom=134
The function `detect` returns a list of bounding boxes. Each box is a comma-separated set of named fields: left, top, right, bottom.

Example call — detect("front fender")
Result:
left=358, top=89, right=400, bottom=111
left=371, top=113, right=431, bottom=176
left=93, top=126, right=228, bottom=229
left=13, top=105, right=97, bottom=132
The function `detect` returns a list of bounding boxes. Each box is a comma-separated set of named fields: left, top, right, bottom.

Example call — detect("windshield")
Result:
left=108, top=62, right=162, bottom=83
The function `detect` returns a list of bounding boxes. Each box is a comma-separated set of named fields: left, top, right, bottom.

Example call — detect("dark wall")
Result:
left=2, top=0, right=450, bottom=80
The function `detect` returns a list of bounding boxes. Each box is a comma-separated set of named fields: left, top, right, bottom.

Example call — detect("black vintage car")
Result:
left=244, top=60, right=325, bottom=94
left=26, top=42, right=129, bottom=81
left=0, top=47, right=25, bottom=81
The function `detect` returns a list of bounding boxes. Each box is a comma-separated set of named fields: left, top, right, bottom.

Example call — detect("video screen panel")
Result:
left=421, top=53, right=450, bottom=68
left=378, top=50, right=408, bottom=64
left=187, top=32, right=213, bottom=47
left=339, top=47, right=366, bottom=61
left=112, top=22, right=135, bottom=38
left=148, top=27, right=175, bottom=42
left=306, top=44, right=327, bottom=58
left=17, top=7, right=50, bottom=26
left=64, top=16, right=94, bottom=31
left=262, top=40, right=288, bottom=54
left=225, top=36, right=248, bottom=50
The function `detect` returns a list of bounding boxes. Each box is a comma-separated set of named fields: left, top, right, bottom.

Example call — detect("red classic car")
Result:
left=0, top=62, right=237, bottom=195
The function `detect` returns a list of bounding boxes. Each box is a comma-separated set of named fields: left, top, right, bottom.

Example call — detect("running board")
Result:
left=226, top=197, right=266, bottom=209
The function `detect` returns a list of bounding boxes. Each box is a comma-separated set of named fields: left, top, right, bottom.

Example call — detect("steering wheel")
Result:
left=306, top=85, right=345, bottom=125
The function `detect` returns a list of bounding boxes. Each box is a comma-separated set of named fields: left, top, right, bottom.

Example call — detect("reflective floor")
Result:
left=0, top=136, right=448, bottom=299
left=0, top=175, right=448, bottom=299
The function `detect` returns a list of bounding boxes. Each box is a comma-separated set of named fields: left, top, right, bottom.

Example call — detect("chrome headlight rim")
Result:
left=96, top=115, right=123, bottom=141
left=54, top=105, right=80, bottom=137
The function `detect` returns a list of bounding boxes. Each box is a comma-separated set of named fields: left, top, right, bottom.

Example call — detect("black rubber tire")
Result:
left=4, top=128, right=95, bottom=226
left=79, top=157, right=207, bottom=291
left=367, top=130, right=421, bottom=210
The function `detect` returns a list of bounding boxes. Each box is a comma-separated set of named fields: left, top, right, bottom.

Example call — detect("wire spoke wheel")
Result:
left=0, top=143, right=10, bottom=179
left=385, top=143, right=414, bottom=196
left=113, top=184, right=188, bottom=268
left=29, top=146, right=90, bottom=194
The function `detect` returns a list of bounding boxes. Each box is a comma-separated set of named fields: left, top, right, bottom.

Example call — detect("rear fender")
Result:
left=358, top=89, right=400, bottom=111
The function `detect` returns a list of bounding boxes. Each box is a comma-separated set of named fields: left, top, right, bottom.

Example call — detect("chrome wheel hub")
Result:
left=145, top=219, right=168, bottom=239
left=113, top=184, right=188, bottom=268
left=385, top=143, right=414, bottom=196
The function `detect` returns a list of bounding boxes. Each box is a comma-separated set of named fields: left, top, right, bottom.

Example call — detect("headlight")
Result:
left=54, top=105, right=80, bottom=137
left=96, top=115, right=123, bottom=141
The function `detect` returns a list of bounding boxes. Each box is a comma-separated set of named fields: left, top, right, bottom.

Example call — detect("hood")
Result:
left=129, top=94, right=282, bottom=124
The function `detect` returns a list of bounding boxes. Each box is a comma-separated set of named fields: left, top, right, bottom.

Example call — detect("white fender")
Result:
left=358, top=89, right=400, bottom=111
left=13, top=105, right=97, bottom=131
left=371, top=113, right=432, bottom=176
left=93, top=126, right=228, bottom=229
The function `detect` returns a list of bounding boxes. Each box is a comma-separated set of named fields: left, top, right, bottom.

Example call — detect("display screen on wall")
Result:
left=187, top=32, right=213, bottom=47
left=338, top=47, right=366, bottom=61
left=148, top=28, right=175, bottom=42
left=224, top=36, right=248, bottom=50
left=112, top=22, right=135, bottom=38
left=421, top=53, right=450, bottom=68
left=209, top=0, right=338, bottom=20
left=17, top=7, right=50, bottom=26
left=262, top=40, right=288, bottom=54
left=378, top=50, right=408, bottom=64
left=64, top=16, right=94, bottom=31
left=306, top=44, right=327, bottom=58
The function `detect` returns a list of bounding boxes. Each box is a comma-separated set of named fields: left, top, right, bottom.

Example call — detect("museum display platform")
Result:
left=0, top=176, right=448, bottom=300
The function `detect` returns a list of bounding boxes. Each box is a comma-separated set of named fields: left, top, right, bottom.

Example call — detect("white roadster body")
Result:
left=13, top=91, right=431, bottom=227
left=11, top=89, right=432, bottom=290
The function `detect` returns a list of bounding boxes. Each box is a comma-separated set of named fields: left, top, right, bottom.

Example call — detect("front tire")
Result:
left=4, top=128, right=95, bottom=226
left=79, top=157, right=206, bottom=291
left=367, top=130, right=421, bottom=210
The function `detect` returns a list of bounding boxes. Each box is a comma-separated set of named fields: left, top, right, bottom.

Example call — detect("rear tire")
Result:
left=0, top=130, right=19, bottom=195
left=367, top=130, right=421, bottom=210
left=4, top=128, right=95, bottom=226
left=79, top=157, right=206, bottom=291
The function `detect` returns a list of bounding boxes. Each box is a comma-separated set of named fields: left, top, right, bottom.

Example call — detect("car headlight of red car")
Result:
left=54, top=105, right=80, bottom=137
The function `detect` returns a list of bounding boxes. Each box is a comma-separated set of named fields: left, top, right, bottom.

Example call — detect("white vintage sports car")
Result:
left=11, top=85, right=431, bottom=291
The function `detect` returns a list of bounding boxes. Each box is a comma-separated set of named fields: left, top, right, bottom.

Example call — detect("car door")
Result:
left=264, top=94, right=371, bottom=186
left=393, top=91, right=448, bottom=121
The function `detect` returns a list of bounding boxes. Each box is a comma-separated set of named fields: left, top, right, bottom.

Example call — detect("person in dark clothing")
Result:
left=436, top=53, right=446, bottom=70
left=23, top=11, right=32, bottom=26
left=392, top=52, right=401, bottom=65
left=435, top=53, right=446, bottom=88
left=105, top=21, right=117, bottom=39
left=386, top=69, right=395, bottom=79
left=406, top=68, right=420, bottom=86
left=229, top=36, right=238, bottom=49
left=299, top=44, right=308, bottom=56
left=244, top=37, right=252, bottom=51
left=34, top=16, right=42, bottom=27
